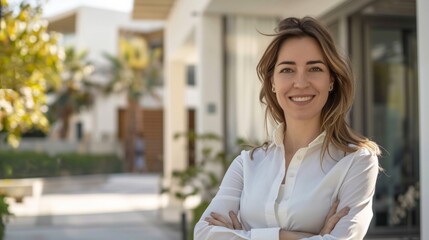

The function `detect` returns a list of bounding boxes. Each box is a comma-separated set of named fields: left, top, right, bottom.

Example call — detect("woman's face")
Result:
left=272, top=36, right=333, bottom=125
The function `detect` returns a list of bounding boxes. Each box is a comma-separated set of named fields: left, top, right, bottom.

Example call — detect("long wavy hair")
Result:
left=255, top=16, right=380, bottom=157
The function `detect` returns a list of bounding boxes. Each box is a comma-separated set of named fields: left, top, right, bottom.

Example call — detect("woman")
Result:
left=194, top=17, right=380, bottom=240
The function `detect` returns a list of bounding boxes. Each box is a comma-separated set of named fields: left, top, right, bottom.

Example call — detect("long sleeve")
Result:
left=194, top=152, right=281, bottom=240
left=303, top=149, right=379, bottom=240
left=194, top=129, right=381, bottom=240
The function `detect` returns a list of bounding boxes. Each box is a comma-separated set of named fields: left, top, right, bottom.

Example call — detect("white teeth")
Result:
left=291, top=96, right=313, bottom=102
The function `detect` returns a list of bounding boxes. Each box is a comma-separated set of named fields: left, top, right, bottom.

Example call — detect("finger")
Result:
left=321, top=207, right=350, bottom=234
left=321, top=217, right=337, bottom=234
left=327, top=207, right=350, bottom=228
left=229, top=211, right=242, bottom=230
left=210, top=212, right=229, bottom=224
left=336, top=207, right=350, bottom=218
left=205, top=217, right=228, bottom=227
left=229, top=211, right=243, bottom=230
left=210, top=212, right=233, bottom=229
left=326, top=200, right=339, bottom=220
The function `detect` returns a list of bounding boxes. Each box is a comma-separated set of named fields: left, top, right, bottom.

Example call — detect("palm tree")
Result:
left=49, top=47, right=95, bottom=139
left=103, top=36, right=161, bottom=172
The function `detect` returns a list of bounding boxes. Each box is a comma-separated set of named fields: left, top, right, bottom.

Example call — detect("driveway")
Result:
left=4, top=174, right=182, bottom=240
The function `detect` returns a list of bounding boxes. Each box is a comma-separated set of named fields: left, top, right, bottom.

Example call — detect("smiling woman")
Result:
left=194, top=17, right=381, bottom=240
left=272, top=37, right=333, bottom=124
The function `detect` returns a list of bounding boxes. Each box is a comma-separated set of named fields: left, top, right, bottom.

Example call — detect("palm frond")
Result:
left=102, top=52, right=124, bottom=70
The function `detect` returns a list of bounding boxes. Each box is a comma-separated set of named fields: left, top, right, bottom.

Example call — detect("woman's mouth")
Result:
left=290, top=96, right=314, bottom=102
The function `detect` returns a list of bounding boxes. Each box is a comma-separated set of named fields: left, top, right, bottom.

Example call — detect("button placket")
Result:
left=285, top=148, right=307, bottom=200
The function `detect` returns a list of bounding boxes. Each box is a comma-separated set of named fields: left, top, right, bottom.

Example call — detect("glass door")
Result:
left=363, top=18, right=419, bottom=235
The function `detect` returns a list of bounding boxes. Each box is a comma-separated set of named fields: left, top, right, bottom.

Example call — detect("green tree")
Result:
left=0, top=0, right=63, bottom=147
left=103, top=36, right=162, bottom=171
left=49, top=47, right=95, bottom=139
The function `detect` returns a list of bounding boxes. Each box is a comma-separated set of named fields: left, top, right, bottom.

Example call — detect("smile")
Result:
left=289, top=96, right=314, bottom=102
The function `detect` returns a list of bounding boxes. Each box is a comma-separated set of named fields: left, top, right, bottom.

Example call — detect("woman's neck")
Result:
left=283, top=119, right=322, bottom=154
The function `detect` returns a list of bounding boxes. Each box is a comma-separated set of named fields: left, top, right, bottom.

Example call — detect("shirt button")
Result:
left=289, top=172, right=295, bottom=177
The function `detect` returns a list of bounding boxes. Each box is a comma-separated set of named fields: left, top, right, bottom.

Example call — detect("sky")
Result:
left=8, top=0, right=134, bottom=17
left=7, top=0, right=164, bottom=32
left=43, top=0, right=134, bottom=17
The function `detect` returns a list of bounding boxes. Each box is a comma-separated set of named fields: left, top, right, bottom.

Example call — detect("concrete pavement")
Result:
left=4, top=174, right=182, bottom=240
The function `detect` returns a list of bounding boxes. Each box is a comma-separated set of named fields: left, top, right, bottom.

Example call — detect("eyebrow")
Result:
left=276, top=60, right=326, bottom=66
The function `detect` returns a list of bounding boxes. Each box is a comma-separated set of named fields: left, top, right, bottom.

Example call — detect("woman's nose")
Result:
left=293, top=71, right=310, bottom=88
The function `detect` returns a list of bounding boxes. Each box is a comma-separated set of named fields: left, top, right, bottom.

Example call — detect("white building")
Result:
left=5, top=5, right=183, bottom=172
left=131, top=0, right=428, bottom=238
left=45, top=6, right=162, bottom=153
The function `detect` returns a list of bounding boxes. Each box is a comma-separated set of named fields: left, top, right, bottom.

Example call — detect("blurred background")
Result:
left=0, top=0, right=428, bottom=239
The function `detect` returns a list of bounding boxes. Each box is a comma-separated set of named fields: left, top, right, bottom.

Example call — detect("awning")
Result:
left=132, top=0, right=175, bottom=20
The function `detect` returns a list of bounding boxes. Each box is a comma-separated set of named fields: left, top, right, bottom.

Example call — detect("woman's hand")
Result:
left=205, top=200, right=349, bottom=239
left=205, top=211, right=243, bottom=230
left=280, top=200, right=350, bottom=240
left=319, top=200, right=350, bottom=235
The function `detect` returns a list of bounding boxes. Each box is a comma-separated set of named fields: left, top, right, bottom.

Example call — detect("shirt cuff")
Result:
left=251, top=227, right=280, bottom=240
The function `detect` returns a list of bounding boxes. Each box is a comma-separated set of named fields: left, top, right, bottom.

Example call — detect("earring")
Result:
left=272, top=86, right=276, bottom=93
left=329, top=84, right=334, bottom=92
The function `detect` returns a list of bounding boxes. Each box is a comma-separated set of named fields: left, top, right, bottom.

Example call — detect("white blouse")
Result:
left=194, top=123, right=379, bottom=240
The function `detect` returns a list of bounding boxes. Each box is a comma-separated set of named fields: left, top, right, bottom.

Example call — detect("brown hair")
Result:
left=254, top=16, right=380, bottom=157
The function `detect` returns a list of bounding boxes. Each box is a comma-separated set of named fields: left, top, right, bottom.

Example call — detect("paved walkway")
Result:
left=4, top=174, right=182, bottom=240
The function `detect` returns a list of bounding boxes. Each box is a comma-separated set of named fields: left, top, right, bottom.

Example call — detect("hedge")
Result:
left=0, top=151, right=124, bottom=179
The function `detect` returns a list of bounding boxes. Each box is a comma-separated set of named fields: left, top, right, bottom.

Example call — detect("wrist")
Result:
left=279, top=229, right=313, bottom=240
left=279, top=229, right=287, bottom=240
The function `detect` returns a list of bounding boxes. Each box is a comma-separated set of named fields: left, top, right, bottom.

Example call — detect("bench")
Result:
left=0, top=179, right=43, bottom=203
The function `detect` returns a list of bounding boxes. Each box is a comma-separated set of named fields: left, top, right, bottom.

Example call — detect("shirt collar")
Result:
left=272, top=123, right=326, bottom=148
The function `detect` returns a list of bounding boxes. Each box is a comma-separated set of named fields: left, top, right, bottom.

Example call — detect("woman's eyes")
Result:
left=279, top=68, right=293, bottom=73
left=309, top=66, right=323, bottom=72
left=279, top=66, right=324, bottom=73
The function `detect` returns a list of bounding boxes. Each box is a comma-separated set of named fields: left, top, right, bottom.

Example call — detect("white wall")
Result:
left=226, top=16, right=277, bottom=145
left=75, top=7, right=130, bottom=64
left=163, top=60, right=187, bottom=199
left=139, top=87, right=164, bottom=109
left=75, top=7, right=164, bottom=63
left=196, top=14, right=223, bottom=138
left=165, top=0, right=211, bottom=60
left=417, top=0, right=429, bottom=238
left=92, top=93, right=126, bottom=142
left=74, top=7, right=163, bottom=147
left=162, top=0, right=213, bottom=207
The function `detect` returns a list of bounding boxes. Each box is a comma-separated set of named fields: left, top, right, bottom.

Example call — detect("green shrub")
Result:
left=0, top=151, right=124, bottom=179
left=0, top=193, right=12, bottom=240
